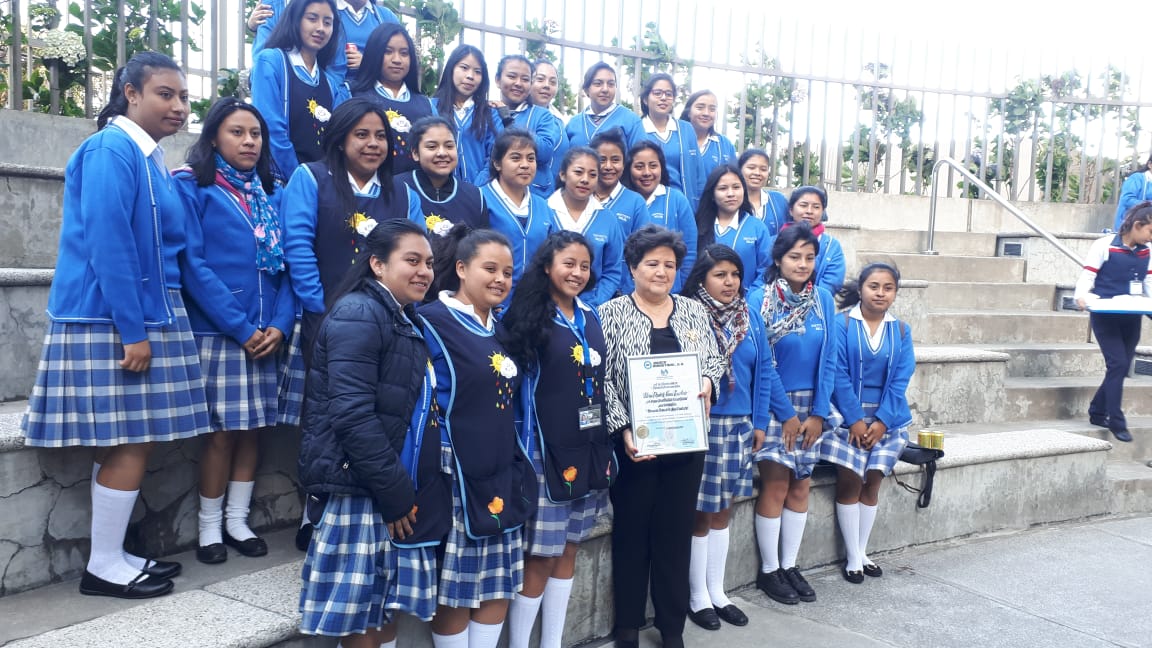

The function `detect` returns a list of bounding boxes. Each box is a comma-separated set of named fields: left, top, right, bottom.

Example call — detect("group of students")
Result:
left=18, top=6, right=921, bottom=648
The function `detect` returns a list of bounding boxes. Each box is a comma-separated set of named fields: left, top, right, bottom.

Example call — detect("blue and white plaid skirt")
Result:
left=697, top=414, right=755, bottom=513
left=753, top=389, right=841, bottom=479
left=299, top=494, right=439, bottom=636
left=524, top=443, right=607, bottom=557
left=818, top=403, right=909, bottom=478
left=22, top=291, right=210, bottom=447
left=276, top=319, right=305, bottom=426
left=438, top=446, right=525, bottom=607
left=196, top=334, right=281, bottom=432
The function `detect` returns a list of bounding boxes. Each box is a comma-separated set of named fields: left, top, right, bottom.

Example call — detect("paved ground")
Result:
left=3, top=517, right=1150, bottom=647
left=590, top=515, right=1152, bottom=648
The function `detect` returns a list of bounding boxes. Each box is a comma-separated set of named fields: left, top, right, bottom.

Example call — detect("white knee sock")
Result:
left=836, top=503, right=862, bottom=571
left=706, top=527, right=733, bottom=608
left=858, top=502, right=878, bottom=564
left=199, top=494, right=225, bottom=546
left=507, top=592, right=542, bottom=648
left=541, top=576, right=574, bottom=648
left=754, top=514, right=781, bottom=573
left=93, top=462, right=148, bottom=570
left=432, top=630, right=469, bottom=648
left=688, top=534, right=711, bottom=611
left=225, top=480, right=257, bottom=541
left=467, top=620, right=504, bottom=648
left=779, top=508, right=807, bottom=570
left=88, top=482, right=142, bottom=584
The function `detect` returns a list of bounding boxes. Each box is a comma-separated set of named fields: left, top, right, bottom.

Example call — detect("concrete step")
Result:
left=933, top=417, right=1152, bottom=462
left=856, top=252, right=1026, bottom=283
left=0, top=165, right=63, bottom=268
left=921, top=282, right=1057, bottom=312
left=908, top=346, right=1008, bottom=426
left=971, top=343, right=1105, bottom=377
left=916, top=310, right=1091, bottom=345
left=0, top=271, right=52, bottom=402
left=845, top=229, right=998, bottom=256
left=1108, top=460, right=1152, bottom=515
left=1003, top=375, right=1152, bottom=421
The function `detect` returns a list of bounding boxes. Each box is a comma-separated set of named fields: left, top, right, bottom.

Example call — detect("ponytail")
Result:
left=425, top=224, right=512, bottom=300
left=96, top=52, right=182, bottom=131
left=837, top=262, right=901, bottom=311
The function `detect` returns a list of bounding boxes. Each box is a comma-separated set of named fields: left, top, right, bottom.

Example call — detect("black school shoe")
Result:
left=714, top=604, right=749, bottom=626
left=783, top=567, right=816, bottom=602
left=756, top=568, right=799, bottom=604
left=223, top=530, right=268, bottom=557
left=1089, top=414, right=1109, bottom=428
left=1111, top=426, right=1133, bottom=443
left=863, top=562, right=883, bottom=578
left=141, top=558, right=182, bottom=579
left=79, top=570, right=174, bottom=599
left=842, top=564, right=864, bottom=584
left=687, top=606, right=721, bottom=630
left=196, top=542, right=227, bottom=564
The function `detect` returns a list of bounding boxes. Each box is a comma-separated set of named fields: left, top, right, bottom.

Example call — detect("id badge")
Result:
left=578, top=404, right=602, bottom=430
left=1130, top=280, right=1142, bottom=296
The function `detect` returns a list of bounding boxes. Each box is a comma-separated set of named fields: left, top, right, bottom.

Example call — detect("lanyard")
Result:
left=557, top=306, right=594, bottom=400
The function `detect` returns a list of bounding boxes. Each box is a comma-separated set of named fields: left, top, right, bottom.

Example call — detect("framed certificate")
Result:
left=626, top=352, right=708, bottom=456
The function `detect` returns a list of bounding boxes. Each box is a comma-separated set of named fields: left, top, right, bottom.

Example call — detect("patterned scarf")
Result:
left=214, top=153, right=284, bottom=274
left=762, top=277, right=816, bottom=345
left=695, top=284, right=748, bottom=391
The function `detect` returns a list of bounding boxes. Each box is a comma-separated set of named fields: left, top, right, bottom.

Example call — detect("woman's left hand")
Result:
left=250, top=326, right=284, bottom=359
left=863, top=420, right=888, bottom=450
left=800, top=415, right=824, bottom=450
left=387, top=506, right=418, bottom=541
left=699, top=377, right=713, bottom=419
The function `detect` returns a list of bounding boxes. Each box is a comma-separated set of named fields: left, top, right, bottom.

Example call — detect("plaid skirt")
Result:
left=753, top=389, right=842, bottom=479
left=438, top=446, right=525, bottom=607
left=276, top=320, right=305, bottom=426
left=696, top=414, right=755, bottom=513
left=196, top=335, right=280, bottom=432
left=299, top=494, right=439, bottom=636
left=22, top=291, right=210, bottom=447
left=524, top=443, right=607, bottom=557
left=818, top=403, right=909, bottom=478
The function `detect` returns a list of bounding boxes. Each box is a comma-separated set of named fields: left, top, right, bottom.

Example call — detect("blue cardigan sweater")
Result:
left=712, top=212, right=773, bottom=293
left=831, top=313, right=915, bottom=431
left=710, top=306, right=792, bottom=430
left=565, top=105, right=645, bottom=150
left=430, top=98, right=502, bottom=185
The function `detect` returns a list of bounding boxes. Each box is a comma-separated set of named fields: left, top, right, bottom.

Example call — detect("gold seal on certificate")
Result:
left=626, top=352, right=708, bottom=456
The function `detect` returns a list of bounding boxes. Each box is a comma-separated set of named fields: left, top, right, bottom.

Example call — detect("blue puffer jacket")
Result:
left=298, top=278, right=427, bottom=522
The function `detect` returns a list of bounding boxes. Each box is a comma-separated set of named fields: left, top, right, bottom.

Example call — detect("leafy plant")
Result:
left=612, top=21, right=692, bottom=101
left=407, top=0, right=462, bottom=95
left=521, top=18, right=576, bottom=115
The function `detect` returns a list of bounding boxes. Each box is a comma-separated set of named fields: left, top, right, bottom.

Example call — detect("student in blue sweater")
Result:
left=695, top=165, right=773, bottom=294
left=399, top=116, right=489, bottom=237
left=681, top=245, right=790, bottom=631
left=546, top=147, right=624, bottom=307
left=682, top=90, right=738, bottom=193
left=640, top=73, right=701, bottom=208
left=819, top=263, right=915, bottom=584
left=419, top=228, right=538, bottom=648
left=482, top=129, right=556, bottom=305
left=252, top=0, right=399, bottom=83
left=174, top=99, right=302, bottom=565
left=738, top=149, right=790, bottom=235
left=565, top=62, right=644, bottom=150
left=281, top=98, right=422, bottom=355
left=747, top=224, right=839, bottom=606
left=1074, top=203, right=1152, bottom=442
left=623, top=140, right=697, bottom=292
left=501, top=231, right=616, bottom=648
left=489, top=55, right=565, bottom=197
left=779, top=186, right=845, bottom=294
left=530, top=60, right=567, bottom=123
left=22, top=52, right=207, bottom=600
left=1112, top=154, right=1152, bottom=231
left=432, top=45, right=502, bottom=184
left=250, top=0, right=348, bottom=181
left=591, top=131, right=648, bottom=240
left=349, top=23, right=434, bottom=176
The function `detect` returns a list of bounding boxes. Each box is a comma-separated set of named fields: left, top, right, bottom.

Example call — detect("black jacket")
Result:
left=298, top=278, right=428, bottom=522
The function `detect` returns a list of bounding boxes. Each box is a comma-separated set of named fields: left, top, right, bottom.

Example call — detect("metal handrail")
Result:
left=925, top=157, right=1084, bottom=267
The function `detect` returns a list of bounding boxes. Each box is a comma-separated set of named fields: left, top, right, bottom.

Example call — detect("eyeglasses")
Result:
left=649, top=89, right=674, bottom=99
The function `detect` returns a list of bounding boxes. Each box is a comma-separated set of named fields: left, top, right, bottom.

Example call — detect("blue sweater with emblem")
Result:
left=620, top=186, right=697, bottom=293
left=710, top=306, right=792, bottom=430
left=831, top=313, right=915, bottom=430
left=565, top=105, right=645, bottom=151
left=482, top=182, right=557, bottom=301
left=712, top=212, right=773, bottom=293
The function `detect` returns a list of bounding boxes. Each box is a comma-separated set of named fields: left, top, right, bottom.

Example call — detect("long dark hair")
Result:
left=622, top=140, right=671, bottom=191
left=838, top=262, right=900, bottom=311
left=639, top=72, right=675, bottom=118
left=97, top=51, right=182, bottom=131
left=263, top=0, right=341, bottom=69
left=351, top=22, right=421, bottom=96
left=555, top=145, right=599, bottom=194
left=320, top=97, right=395, bottom=216
left=487, top=128, right=537, bottom=183
left=695, top=164, right=753, bottom=250
left=325, top=218, right=430, bottom=312
left=679, top=89, right=717, bottom=134
left=765, top=222, right=820, bottom=285
left=681, top=244, right=745, bottom=299
left=501, top=231, right=597, bottom=369
left=426, top=225, right=513, bottom=297
left=185, top=98, right=277, bottom=193
left=434, top=45, right=495, bottom=143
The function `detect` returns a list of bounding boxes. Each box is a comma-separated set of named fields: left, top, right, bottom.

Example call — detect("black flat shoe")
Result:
left=784, top=567, right=816, bottom=602
left=141, top=558, right=182, bottom=579
left=223, top=530, right=268, bottom=557
left=1111, top=427, right=1133, bottom=443
left=295, top=523, right=314, bottom=551
left=842, top=565, right=864, bottom=584
left=714, top=604, right=749, bottom=626
left=687, top=607, right=721, bottom=630
left=862, top=562, right=883, bottom=578
left=196, top=542, right=227, bottom=564
left=756, top=569, right=799, bottom=605
left=79, top=570, right=173, bottom=599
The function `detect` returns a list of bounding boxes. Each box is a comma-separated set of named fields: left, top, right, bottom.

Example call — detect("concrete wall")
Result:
left=0, top=111, right=198, bottom=169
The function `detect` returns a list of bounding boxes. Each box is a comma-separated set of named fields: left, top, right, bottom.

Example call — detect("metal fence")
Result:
left=3, top=0, right=1151, bottom=204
